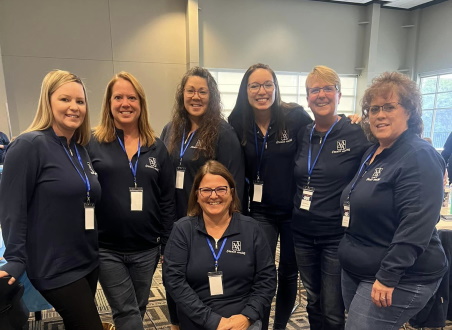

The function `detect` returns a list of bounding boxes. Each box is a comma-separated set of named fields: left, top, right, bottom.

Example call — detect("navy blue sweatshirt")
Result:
left=163, top=213, right=276, bottom=330
left=339, top=131, right=448, bottom=287
left=161, top=120, right=245, bottom=219
left=0, top=128, right=101, bottom=291
left=292, top=116, right=371, bottom=238
left=87, top=130, right=176, bottom=254
left=228, top=105, right=313, bottom=216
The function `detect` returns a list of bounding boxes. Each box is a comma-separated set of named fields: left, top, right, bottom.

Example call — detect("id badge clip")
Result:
left=342, top=201, right=350, bottom=228
left=300, top=186, right=315, bottom=211
left=130, top=187, right=143, bottom=211
left=176, top=166, right=185, bottom=189
left=84, top=203, right=95, bottom=230
left=253, top=180, right=263, bottom=203
left=208, top=271, right=224, bottom=296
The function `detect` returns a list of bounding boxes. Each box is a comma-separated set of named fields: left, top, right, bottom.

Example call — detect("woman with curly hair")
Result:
left=161, top=66, right=244, bottom=329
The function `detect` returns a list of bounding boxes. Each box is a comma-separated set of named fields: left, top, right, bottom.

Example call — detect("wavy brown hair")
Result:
left=167, top=67, right=222, bottom=159
left=93, top=71, right=156, bottom=147
left=187, top=160, right=241, bottom=216
left=361, top=71, right=423, bottom=143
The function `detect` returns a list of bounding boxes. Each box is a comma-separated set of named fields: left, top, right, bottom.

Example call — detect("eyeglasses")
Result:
left=367, top=102, right=402, bottom=115
left=184, top=89, right=209, bottom=98
left=308, top=85, right=338, bottom=95
left=247, top=81, right=275, bottom=94
left=198, top=186, right=229, bottom=197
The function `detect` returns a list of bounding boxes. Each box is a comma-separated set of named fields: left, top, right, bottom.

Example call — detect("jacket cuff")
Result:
left=204, top=312, right=222, bottom=330
left=241, top=306, right=260, bottom=323
left=376, top=268, right=402, bottom=288
left=1, top=261, right=25, bottom=280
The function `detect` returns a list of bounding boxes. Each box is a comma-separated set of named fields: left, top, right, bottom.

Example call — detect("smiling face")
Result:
left=307, top=78, right=341, bottom=120
left=184, top=76, right=210, bottom=123
left=369, top=92, right=410, bottom=148
left=197, top=173, right=233, bottom=220
left=247, top=68, right=276, bottom=113
left=51, top=81, right=87, bottom=141
left=110, top=78, right=141, bottom=129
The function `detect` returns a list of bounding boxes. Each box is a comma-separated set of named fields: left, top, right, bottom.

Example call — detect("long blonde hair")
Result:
left=22, top=70, right=91, bottom=145
left=93, top=71, right=156, bottom=146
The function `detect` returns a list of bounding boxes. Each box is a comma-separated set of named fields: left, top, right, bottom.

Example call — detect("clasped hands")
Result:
left=217, top=314, right=251, bottom=330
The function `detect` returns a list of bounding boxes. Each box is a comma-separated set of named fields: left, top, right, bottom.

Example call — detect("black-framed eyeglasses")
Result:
left=247, top=81, right=275, bottom=93
left=184, top=88, right=209, bottom=98
left=198, top=186, right=229, bottom=197
left=308, top=85, right=338, bottom=95
left=367, top=102, right=402, bottom=115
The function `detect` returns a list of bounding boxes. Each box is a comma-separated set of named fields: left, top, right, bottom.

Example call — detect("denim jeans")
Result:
left=342, top=270, right=442, bottom=330
left=99, top=247, right=160, bottom=330
left=251, top=211, right=298, bottom=330
left=294, top=234, right=345, bottom=330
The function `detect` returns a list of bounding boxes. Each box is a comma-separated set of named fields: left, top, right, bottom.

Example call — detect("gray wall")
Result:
left=0, top=0, right=187, bottom=136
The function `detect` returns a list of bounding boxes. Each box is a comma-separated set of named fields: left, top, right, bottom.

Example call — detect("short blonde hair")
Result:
left=187, top=160, right=241, bottom=216
left=23, top=70, right=91, bottom=145
left=305, top=65, right=341, bottom=94
left=93, top=71, right=156, bottom=146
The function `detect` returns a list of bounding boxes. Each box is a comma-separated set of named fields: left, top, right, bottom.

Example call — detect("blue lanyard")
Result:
left=180, top=129, right=196, bottom=164
left=307, top=118, right=339, bottom=185
left=206, top=237, right=228, bottom=272
left=346, top=146, right=378, bottom=200
left=61, top=141, right=91, bottom=202
left=254, top=125, right=269, bottom=181
left=117, top=135, right=141, bottom=187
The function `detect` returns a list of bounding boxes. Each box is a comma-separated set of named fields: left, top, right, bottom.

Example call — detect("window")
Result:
left=209, top=69, right=358, bottom=119
left=419, top=73, right=452, bottom=149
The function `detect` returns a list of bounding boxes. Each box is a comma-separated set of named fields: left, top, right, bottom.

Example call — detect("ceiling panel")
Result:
left=324, top=0, right=437, bottom=9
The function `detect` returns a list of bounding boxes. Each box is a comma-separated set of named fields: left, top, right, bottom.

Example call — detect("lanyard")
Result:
left=346, top=146, right=378, bottom=200
left=254, top=125, right=269, bottom=181
left=206, top=237, right=228, bottom=272
left=117, top=135, right=141, bottom=187
left=60, top=141, right=91, bottom=202
left=180, top=129, right=196, bottom=164
left=307, top=118, right=339, bottom=185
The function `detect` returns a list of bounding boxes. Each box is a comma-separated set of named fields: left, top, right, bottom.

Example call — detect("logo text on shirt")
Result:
left=366, top=167, right=383, bottom=181
left=276, top=130, right=293, bottom=144
left=331, top=140, right=350, bottom=153
left=145, top=157, right=159, bottom=171
left=226, top=240, right=246, bottom=255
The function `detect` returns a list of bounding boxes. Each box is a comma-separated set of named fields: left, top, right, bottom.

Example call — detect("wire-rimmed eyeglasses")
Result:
left=247, top=81, right=275, bottom=94
left=184, top=88, right=209, bottom=98
left=198, top=186, right=229, bottom=197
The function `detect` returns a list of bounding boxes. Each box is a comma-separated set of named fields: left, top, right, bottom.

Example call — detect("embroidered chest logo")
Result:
left=145, top=157, right=159, bottom=171
left=87, top=162, right=97, bottom=175
left=190, top=139, right=205, bottom=149
left=226, top=241, right=246, bottom=255
left=331, top=140, right=350, bottom=153
left=276, top=130, right=293, bottom=144
left=367, top=167, right=383, bottom=181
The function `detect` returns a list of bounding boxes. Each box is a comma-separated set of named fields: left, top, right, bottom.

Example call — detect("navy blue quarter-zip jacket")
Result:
left=87, top=130, right=176, bottom=254
left=0, top=128, right=101, bottom=291
left=339, top=131, right=448, bottom=287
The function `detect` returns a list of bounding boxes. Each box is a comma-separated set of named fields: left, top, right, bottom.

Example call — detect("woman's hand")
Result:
left=347, top=114, right=362, bottom=124
left=217, top=317, right=231, bottom=330
left=371, top=279, right=394, bottom=307
left=217, top=315, right=251, bottom=330
left=0, top=270, right=16, bottom=285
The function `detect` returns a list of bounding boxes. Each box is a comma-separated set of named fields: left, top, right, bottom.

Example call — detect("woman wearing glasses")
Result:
left=161, top=66, right=244, bottom=329
left=228, top=63, right=312, bottom=329
left=338, top=72, right=447, bottom=329
left=163, top=160, right=276, bottom=330
left=292, top=66, right=370, bottom=330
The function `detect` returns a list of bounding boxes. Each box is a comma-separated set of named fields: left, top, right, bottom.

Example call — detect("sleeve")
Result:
left=160, top=122, right=170, bottom=145
left=0, top=137, right=39, bottom=279
left=376, top=147, right=445, bottom=287
left=241, top=222, right=277, bottom=321
left=441, top=132, right=452, bottom=163
left=157, top=141, right=177, bottom=255
left=216, top=125, right=245, bottom=208
left=163, top=221, right=223, bottom=330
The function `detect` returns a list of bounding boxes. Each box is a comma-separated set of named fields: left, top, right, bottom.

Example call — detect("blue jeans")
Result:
left=294, top=234, right=345, bottom=330
left=342, top=270, right=442, bottom=330
left=251, top=211, right=298, bottom=330
left=99, top=247, right=160, bottom=330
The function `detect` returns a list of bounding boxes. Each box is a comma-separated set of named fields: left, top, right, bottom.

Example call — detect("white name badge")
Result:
left=342, top=202, right=350, bottom=228
left=84, top=203, right=95, bottom=230
left=208, top=271, right=224, bottom=296
left=130, top=187, right=143, bottom=211
left=253, top=181, right=263, bottom=203
left=176, top=167, right=185, bottom=189
left=300, top=187, right=315, bottom=211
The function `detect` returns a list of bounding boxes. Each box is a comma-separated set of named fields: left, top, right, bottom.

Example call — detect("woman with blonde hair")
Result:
left=0, top=69, right=102, bottom=329
left=87, top=71, right=176, bottom=329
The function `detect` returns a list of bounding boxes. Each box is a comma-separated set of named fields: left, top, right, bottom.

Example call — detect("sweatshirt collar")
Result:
left=195, top=212, right=241, bottom=238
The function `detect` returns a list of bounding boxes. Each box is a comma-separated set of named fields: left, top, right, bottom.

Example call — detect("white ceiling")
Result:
left=325, top=0, right=438, bottom=9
